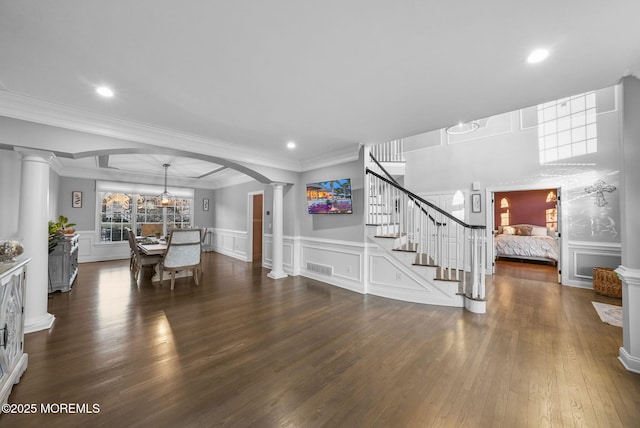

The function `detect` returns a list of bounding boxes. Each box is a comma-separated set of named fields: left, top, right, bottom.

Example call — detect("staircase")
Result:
left=365, top=148, right=487, bottom=313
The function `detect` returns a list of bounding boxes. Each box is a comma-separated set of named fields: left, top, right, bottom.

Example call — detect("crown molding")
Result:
left=299, top=144, right=361, bottom=171
left=13, top=146, right=55, bottom=161
left=0, top=90, right=302, bottom=172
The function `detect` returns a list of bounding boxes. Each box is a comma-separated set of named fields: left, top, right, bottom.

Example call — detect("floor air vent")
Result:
left=306, top=262, right=333, bottom=276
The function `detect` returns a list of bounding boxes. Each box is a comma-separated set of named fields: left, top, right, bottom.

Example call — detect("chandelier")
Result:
left=158, top=163, right=173, bottom=206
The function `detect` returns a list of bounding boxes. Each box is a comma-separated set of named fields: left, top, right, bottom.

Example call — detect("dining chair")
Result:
left=127, top=228, right=163, bottom=282
left=124, top=227, right=136, bottom=271
left=200, top=227, right=214, bottom=252
left=160, top=229, right=202, bottom=290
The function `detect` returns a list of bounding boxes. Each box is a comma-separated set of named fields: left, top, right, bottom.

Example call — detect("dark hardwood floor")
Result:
left=4, top=254, right=639, bottom=427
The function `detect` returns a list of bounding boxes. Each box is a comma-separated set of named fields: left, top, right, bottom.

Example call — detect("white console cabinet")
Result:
left=0, top=258, right=29, bottom=405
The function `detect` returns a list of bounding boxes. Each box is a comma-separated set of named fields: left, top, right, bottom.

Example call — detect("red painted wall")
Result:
left=494, top=189, right=557, bottom=228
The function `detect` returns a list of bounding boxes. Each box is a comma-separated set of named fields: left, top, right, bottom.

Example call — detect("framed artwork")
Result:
left=471, top=193, right=481, bottom=213
left=72, top=191, right=82, bottom=208
left=203, top=198, right=209, bottom=211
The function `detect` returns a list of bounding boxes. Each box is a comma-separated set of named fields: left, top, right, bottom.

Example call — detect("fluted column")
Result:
left=17, top=150, right=55, bottom=333
left=268, top=182, right=287, bottom=279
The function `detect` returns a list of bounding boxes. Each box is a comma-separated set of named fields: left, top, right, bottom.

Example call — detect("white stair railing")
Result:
left=370, top=139, right=405, bottom=163
left=366, top=152, right=486, bottom=301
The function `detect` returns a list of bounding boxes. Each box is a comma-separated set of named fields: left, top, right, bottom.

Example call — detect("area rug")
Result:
left=592, top=301, right=623, bottom=327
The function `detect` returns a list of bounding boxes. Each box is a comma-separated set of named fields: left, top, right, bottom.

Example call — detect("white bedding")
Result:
left=494, top=234, right=559, bottom=262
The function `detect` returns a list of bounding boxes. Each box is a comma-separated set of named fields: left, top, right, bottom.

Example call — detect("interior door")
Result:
left=252, top=194, right=263, bottom=262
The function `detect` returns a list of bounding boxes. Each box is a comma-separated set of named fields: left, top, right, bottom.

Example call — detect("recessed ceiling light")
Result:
left=287, top=141, right=296, bottom=149
left=445, top=121, right=480, bottom=135
left=96, top=86, right=114, bottom=97
left=527, top=48, right=549, bottom=64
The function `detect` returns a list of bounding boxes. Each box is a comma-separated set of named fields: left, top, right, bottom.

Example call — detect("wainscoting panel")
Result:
left=263, top=235, right=365, bottom=293
left=369, top=254, right=430, bottom=292
left=262, top=234, right=296, bottom=273
left=210, top=228, right=248, bottom=261
left=76, top=230, right=130, bottom=263
left=367, top=245, right=461, bottom=307
left=566, top=241, right=622, bottom=288
left=299, top=238, right=365, bottom=294
left=77, top=229, right=249, bottom=264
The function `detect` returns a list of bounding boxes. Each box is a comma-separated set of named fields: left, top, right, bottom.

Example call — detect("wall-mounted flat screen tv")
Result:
left=306, top=178, right=352, bottom=214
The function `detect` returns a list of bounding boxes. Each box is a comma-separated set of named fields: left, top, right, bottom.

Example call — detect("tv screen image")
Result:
left=306, top=178, right=352, bottom=214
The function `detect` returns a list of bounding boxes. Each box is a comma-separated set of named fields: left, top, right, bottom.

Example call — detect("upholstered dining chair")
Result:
left=160, top=229, right=202, bottom=290
left=127, top=228, right=163, bottom=282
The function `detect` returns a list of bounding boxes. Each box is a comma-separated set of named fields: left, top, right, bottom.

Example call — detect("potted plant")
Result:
left=48, top=215, right=76, bottom=253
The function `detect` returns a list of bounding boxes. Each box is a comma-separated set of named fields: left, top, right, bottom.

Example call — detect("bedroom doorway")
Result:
left=490, top=187, right=562, bottom=283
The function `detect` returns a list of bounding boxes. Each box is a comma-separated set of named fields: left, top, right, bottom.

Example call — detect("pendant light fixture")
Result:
left=158, top=163, right=173, bottom=206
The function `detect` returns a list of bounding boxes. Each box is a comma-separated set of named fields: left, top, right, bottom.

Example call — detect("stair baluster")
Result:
left=366, top=151, right=487, bottom=308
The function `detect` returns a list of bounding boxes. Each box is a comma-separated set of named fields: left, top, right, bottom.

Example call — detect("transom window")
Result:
left=538, top=91, right=597, bottom=163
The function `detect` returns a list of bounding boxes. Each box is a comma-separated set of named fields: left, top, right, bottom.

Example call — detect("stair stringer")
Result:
left=366, top=237, right=464, bottom=308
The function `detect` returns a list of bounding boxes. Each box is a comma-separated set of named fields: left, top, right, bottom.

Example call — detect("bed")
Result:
left=494, top=224, right=559, bottom=265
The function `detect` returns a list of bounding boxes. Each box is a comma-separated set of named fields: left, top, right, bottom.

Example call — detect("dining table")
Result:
left=138, top=242, right=167, bottom=256
left=137, top=239, right=167, bottom=282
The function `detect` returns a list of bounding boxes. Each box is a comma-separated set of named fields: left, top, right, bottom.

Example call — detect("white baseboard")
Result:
left=25, top=312, right=55, bottom=334
left=619, top=347, right=640, bottom=374
left=301, top=267, right=365, bottom=294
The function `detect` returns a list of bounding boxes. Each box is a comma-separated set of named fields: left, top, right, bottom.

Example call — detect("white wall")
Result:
left=194, top=188, right=215, bottom=228
left=209, top=180, right=268, bottom=261
left=297, top=148, right=364, bottom=242
left=403, top=85, right=622, bottom=288
left=56, top=176, right=93, bottom=229
left=0, top=149, right=21, bottom=238
left=211, top=180, right=267, bottom=231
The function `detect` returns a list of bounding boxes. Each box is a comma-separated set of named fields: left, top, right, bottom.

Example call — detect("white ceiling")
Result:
left=1, top=1, right=640, bottom=182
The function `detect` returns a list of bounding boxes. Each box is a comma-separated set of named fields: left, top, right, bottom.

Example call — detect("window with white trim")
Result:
left=96, top=181, right=194, bottom=243
left=538, top=91, right=597, bottom=163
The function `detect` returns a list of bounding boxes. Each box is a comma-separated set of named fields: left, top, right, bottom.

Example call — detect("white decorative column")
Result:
left=268, top=182, right=287, bottom=279
left=617, top=76, right=640, bottom=373
left=616, top=268, right=640, bottom=373
left=17, top=150, right=55, bottom=333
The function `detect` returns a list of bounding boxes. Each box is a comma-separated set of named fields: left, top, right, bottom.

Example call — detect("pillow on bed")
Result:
left=503, top=226, right=516, bottom=235
left=515, top=225, right=533, bottom=236
left=531, top=226, right=548, bottom=236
